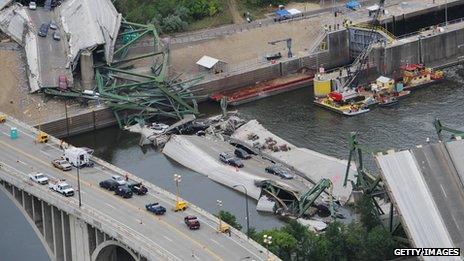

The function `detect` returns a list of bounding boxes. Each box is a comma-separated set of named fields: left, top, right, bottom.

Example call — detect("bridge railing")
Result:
left=0, top=163, right=178, bottom=261
left=1, top=112, right=277, bottom=260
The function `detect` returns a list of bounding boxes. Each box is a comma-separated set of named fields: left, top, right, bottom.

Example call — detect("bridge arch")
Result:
left=91, top=240, right=139, bottom=261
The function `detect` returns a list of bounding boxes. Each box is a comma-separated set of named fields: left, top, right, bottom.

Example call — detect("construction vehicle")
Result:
left=218, top=223, right=230, bottom=233
left=36, top=131, right=49, bottom=143
left=173, top=200, right=188, bottom=212
left=0, top=114, right=5, bottom=123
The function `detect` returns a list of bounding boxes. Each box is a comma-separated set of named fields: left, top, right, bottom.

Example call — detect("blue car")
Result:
left=145, top=203, right=166, bottom=215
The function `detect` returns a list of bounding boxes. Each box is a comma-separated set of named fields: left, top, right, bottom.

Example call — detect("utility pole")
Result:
left=217, top=200, right=223, bottom=233
left=233, top=184, right=250, bottom=239
left=445, top=0, right=448, bottom=28
left=76, top=156, right=82, bottom=207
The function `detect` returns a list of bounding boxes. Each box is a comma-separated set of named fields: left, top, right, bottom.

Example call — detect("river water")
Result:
left=2, top=65, right=463, bottom=260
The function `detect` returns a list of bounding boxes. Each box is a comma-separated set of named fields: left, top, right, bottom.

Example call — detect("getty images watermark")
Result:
left=394, top=248, right=460, bottom=257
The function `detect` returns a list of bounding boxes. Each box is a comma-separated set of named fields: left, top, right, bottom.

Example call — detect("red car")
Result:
left=58, top=75, right=68, bottom=90
left=184, top=216, right=200, bottom=230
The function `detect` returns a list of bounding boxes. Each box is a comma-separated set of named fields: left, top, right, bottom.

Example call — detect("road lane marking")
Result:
left=452, top=215, right=461, bottom=230
left=105, top=203, right=117, bottom=210
left=210, top=239, right=221, bottom=246
left=440, top=184, right=448, bottom=198
left=1, top=132, right=8, bottom=136
left=0, top=139, right=224, bottom=261
left=40, top=150, right=51, bottom=156
left=163, top=235, right=173, bottom=242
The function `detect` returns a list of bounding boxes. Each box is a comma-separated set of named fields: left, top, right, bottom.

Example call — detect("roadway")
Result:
left=376, top=150, right=459, bottom=260
left=411, top=143, right=464, bottom=250
left=27, top=6, right=71, bottom=88
left=185, top=135, right=312, bottom=195
left=0, top=118, right=272, bottom=260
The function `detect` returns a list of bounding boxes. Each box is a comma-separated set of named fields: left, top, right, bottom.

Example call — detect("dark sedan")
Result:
left=99, top=179, right=120, bottom=191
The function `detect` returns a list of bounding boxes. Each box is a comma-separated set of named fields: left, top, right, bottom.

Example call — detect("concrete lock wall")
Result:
left=39, top=107, right=116, bottom=138
left=192, top=29, right=350, bottom=95
left=373, top=24, right=464, bottom=75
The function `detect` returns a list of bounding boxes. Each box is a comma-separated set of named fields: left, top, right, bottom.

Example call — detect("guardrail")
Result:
left=396, top=17, right=464, bottom=40
left=349, top=23, right=396, bottom=43
left=0, top=112, right=277, bottom=260
left=0, top=163, right=176, bottom=261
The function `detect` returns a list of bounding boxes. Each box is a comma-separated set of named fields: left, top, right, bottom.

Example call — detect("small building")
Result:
left=376, top=76, right=395, bottom=90
left=196, top=55, right=227, bottom=74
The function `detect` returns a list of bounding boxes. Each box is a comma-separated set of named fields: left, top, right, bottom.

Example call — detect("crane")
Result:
left=340, top=0, right=386, bottom=89
left=268, top=38, right=292, bottom=58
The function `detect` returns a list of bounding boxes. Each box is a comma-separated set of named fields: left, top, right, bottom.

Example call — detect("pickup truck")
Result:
left=145, top=203, right=166, bottom=215
left=29, top=172, right=49, bottom=185
left=184, top=215, right=200, bottom=230
left=52, top=159, right=72, bottom=171
left=49, top=181, right=74, bottom=197
left=219, top=153, right=244, bottom=168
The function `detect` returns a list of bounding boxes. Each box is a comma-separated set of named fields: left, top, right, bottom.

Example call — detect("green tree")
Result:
left=356, top=194, right=381, bottom=231
left=217, top=210, right=242, bottom=230
left=161, top=15, right=188, bottom=33
left=257, top=230, right=297, bottom=260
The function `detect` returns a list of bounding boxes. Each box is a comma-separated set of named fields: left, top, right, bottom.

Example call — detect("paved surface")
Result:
left=376, top=140, right=464, bottom=256
left=0, top=116, right=273, bottom=261
left=27, top=7, right=71, bottom=88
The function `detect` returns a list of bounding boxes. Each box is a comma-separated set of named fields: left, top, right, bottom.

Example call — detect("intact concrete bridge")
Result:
left=0, top=113, right=276, bottom=261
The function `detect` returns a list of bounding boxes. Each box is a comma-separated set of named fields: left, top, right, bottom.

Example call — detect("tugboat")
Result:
left=400, top=64, right=444, bottom=90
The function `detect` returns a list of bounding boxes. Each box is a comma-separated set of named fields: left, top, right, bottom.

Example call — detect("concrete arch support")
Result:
left=91, top=240, right=140, bottom=261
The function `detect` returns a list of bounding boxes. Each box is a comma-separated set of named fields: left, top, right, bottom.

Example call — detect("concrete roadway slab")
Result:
left=27, top=7, right=71, bottom=88
left=376, top=150, right=459, bottom=261
left=0, top=120, right=271, bottom=260
left=412, top=143, right=464, bottom=250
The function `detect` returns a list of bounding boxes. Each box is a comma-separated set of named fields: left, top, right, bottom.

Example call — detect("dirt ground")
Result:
left=0, top=43, right=94, bottom=126
left=169, top=15, right=326, bottom=79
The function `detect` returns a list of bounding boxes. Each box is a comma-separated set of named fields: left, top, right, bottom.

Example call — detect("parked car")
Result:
left=265, top=165, right=294, bottom=179
left=49, top=20, right=58, bottom=30
left=219, top=153, right=244, bottom=168
left=145, top=203, right=166, bottom=215
left=115, top=185, right=132, bottom=198
left=53, top=31, right=61, bottom=41
left=184, top=215, right=200, bottom=230
left=234, top=148, right=251, bottom=159
left=99, top=179, right=120, bottom=191
left=127, top=181, right=148, bottom=195
left=29, top=172, right=49, bottom=185
left=38, top=23, right=49, bottom=37
left=265, top=52, right=282, bottom=60
left=51, top=158, right=72, bottom=171
left=112, top=175, right=126, bottom=185
left=29, top=1, right=37, bottom=10
left=58, top=74, right=68, bottom=90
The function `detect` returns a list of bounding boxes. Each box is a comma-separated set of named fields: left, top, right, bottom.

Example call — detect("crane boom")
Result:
left=341, top=0, right=386, bottom=89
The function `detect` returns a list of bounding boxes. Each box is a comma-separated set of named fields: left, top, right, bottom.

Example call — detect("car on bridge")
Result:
left=52, top=158, right=72, bottom=171
left=234, top=148, right=252, bottom=159
left=219, top=153, right=244, bottom=168
left=184, top=216, right=200, bottom=230
left=112, top=175, right=127, bottom=186
left=115, top=185, right=133, bottom=198
left=29, top=172, right=49, bottom=185
left=38, top=23, right=49, bottom=37
left=265, top=165, right=294, bottom=179
left=99, top=179, right=120, bottom=191
left=127, top=181, right=148, bottom=195
left=145, top=203, right=166, bottom=215
left=49, top=180, right=74, bottom=197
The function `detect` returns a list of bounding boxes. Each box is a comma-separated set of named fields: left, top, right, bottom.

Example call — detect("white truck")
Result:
left=64, top=147, right=94, bottom=168
left=29, top=172, right=49, bottom=185
left=49, top=180, right=74, bottom=197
